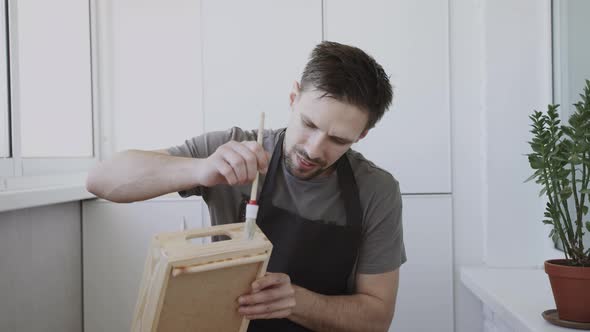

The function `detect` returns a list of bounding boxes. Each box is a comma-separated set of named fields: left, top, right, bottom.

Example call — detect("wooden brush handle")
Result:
left=250, top=112, right=265, bottom=201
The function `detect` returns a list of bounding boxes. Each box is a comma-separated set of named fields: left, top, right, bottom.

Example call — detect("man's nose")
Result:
left=304, top=132, right=325, bottom=161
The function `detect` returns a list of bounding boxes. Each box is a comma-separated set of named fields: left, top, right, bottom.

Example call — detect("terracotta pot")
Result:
left=545, top=259, right=590, bottom=323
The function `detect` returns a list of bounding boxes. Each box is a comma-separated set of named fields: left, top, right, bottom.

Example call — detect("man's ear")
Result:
left=357, top=130, right=369, bottom=142
left=289, top=81, right=301, bottom=107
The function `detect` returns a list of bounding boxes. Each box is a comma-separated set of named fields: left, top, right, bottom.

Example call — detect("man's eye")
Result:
left=303, top=120, right=315, bottom=129
left=333, top=138, right=348, bottom=145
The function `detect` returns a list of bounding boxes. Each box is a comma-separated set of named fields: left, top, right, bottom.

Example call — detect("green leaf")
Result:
left=558, top=169, right=571, bottom=178
left=560, top=187, right=573, bottom=200
left=528, top=155, right=544, bottom=169
left=524, top=173, right=538, bottom=183
left=583, top=205, right=589, bottom=216
left=586, top=221, right=590, bottom=232
left=570, top=155, right=582, bottom=164
left=539, top=187, right=548, bottom=197
left=543, top=219, right=553, bottom=225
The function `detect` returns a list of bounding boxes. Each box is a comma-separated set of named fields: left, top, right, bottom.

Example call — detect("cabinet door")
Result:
left=325, top=0, right=451, bottom=194
left=82, top=197, right=205, bottom=332
left=201, top=0, right=322, bottom=131
left=108, top=0, right=203, bottom=152
left=390, top=195, right=454, bottom=332
left=0, top=202, right=82, bottom=332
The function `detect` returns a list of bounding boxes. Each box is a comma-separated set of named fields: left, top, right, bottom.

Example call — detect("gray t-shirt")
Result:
left=168, top=127, right=406, bottom=276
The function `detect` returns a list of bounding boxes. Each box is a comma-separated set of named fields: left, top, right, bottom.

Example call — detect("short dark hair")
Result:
left=300, top=41, right=393, bottom=130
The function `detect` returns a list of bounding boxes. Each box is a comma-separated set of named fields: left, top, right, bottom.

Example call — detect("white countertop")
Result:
left=461, top=267, right=572, bottom=332
left=0, top=172, right=94, bottom=212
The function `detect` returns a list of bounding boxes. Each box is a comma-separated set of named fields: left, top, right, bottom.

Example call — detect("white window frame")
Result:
left=0, top=0, right=99, bottom=210
left=551, top=0, right=566, bottom=252
left=0, top=0, right=11, bottom=176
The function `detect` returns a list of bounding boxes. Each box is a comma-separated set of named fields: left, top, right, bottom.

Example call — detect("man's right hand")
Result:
left=197, top=140, right=270, bottom=187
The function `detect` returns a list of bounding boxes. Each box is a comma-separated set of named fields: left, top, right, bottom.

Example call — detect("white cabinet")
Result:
left=201, top=0, right=322, bottom=132
left=390, top=195, right=454, bottom=332
left=0, top=202, right=82, bottom=332
left=82, top=197, right=206, bottom=332
left=107, top=0, right=203, bottom=153
left=82, top=196, right=452, bottom=332
left=325, top=0, right=451, bottom=194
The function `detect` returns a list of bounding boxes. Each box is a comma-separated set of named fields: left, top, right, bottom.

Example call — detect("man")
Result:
left=87, top=41, right=405, bottom=332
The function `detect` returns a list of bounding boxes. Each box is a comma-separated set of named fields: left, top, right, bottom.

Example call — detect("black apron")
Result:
left=248, top=130, right=362, bottom=332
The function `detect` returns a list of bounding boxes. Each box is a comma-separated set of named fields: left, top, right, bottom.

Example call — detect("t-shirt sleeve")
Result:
left=357, top=176, right=406, bottom=274
left=166, top=127, right=254, bottom=197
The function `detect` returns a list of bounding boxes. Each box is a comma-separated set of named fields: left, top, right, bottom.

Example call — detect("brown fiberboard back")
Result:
left=157, top=262, right=263, bottom=331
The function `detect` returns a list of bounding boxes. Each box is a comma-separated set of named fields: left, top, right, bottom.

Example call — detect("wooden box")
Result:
left=131, top=223, right=272, bottom=332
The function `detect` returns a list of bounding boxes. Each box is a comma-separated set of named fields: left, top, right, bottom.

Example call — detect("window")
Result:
left=0, top=0, right=98, bottom=192
left=552, top=0, right=590, bottom=249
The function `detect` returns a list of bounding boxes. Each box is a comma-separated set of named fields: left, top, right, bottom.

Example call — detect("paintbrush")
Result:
left=244, top=112, right=265, bottom=240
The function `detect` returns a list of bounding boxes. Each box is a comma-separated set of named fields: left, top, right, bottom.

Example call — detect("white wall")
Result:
left=450, top=0, right=554, bottom=330
left=450, top=0, right=485, bottom=330
left=483, top=0, right=552, bottom=267
left=450, top=0, right=568, bottom=330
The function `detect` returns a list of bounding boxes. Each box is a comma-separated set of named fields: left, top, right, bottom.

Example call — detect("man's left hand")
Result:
left=238, top=272, right=296, bottom=320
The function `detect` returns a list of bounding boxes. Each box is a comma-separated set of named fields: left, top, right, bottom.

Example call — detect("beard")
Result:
left=283, top=143, right=330, bottom=180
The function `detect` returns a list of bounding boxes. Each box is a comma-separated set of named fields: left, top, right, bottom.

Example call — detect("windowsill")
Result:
left=461, top=266, right=571, bottom=331
left=90, top=193, right=203, bottom=204
left=0, top=171, right=205, bottom=212
left=0, top=172, right=94, bottom=213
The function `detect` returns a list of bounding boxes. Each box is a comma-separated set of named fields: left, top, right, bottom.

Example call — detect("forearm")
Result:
left=86, top=150, right=202, bottom=203
left=289, top=285, right=393, bottom=332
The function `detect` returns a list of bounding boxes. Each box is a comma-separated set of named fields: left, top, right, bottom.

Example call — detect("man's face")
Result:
left=284, top=85, right=369, bottom=180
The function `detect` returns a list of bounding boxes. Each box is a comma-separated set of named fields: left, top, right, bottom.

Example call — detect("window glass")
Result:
left=18, top=0, right=93, bottom=157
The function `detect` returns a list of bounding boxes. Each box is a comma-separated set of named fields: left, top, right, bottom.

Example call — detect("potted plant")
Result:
left=527, top=79, right=590, bottom=323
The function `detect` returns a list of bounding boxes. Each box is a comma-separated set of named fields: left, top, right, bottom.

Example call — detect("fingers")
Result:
left=213, top=141, right=269, bottom=185
left=242, top=141, right=270, bottom=174
left=239, top=274, right=288, bottom=305
left=221, top=146, right=250, bottom=184
left=239, top=281, right=294, bottom=305
left=238, top=273, right=295, bottom=320
left=251, top=273, right=291, bottom=292
left=211, top=152, right=239, bottom=185
left=229, top=142, right=258, bottom=180
left=238, top=297, right=295, bottom=320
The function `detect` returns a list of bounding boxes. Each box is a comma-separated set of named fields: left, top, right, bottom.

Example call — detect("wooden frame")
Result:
left=131, top=222, right=272, bottom=332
